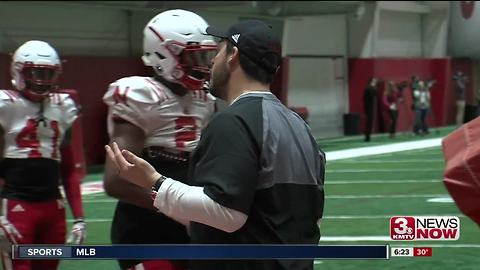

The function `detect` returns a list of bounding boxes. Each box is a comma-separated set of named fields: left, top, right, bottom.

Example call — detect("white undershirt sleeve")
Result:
left=153, top=178, right=248, bottom=233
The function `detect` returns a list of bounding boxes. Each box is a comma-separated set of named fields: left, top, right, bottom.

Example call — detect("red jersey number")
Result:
left=175, top=117, right=197, bottom=149
left=15, top=118, right=60, bottom=158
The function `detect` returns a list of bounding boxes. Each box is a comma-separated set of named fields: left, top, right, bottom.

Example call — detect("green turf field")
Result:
left=60, top=127, right=479, bottom=270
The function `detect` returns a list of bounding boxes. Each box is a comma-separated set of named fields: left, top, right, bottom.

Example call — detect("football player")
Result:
left=102, top=9, right=216, bottom=270
left=0, top=40, right=86, bottom=270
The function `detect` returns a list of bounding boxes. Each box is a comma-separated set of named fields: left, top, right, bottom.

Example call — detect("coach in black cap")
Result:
left=207, top=19, right=282, bottom=73
left=106, top=19, right=325, bottom=270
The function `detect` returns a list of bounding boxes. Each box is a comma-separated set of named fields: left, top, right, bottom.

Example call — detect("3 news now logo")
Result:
left=390, top=216, right=460, bottom=240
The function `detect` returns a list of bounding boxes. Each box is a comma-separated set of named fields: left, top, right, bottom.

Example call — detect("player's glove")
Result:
left=0, top=216, right=22, bottom=252
left=67, top=219, right=86, bottom=245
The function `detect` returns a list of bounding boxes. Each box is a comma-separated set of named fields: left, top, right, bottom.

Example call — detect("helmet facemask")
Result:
left=23, top=64, right=61, bottom=94
left=172, top=42, right=217, bottom=90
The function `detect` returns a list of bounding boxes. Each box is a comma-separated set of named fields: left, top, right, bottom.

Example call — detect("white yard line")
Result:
left=327, top=179, right=441, bottom=184
left=427, top=197, right=454, bottom=203
left=326, top=194, right=448, bottom=199
left=335, top=159, right=443, bottom=163
left=326, top=138, right=442, bottom=161
left=326, top=168, right=441, bottom=173
left=83, top=199, right=116, bottom=203
left=321, top=236, right=391, bottom=241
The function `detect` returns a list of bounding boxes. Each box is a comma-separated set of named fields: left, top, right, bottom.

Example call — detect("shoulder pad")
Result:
left=56, top=89, right=80, bottom=104
left=0, top=89, right=21, bottom=103
left=104, top=76, right=167, bottom=105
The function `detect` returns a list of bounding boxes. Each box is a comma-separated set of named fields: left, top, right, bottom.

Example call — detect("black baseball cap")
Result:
left=206, top=20, right=281, bottom=74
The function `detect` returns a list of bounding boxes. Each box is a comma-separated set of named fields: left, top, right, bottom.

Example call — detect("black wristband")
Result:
left=73, top=219, right=84, bottom=224
left=152, top=175, right=167, bottom=192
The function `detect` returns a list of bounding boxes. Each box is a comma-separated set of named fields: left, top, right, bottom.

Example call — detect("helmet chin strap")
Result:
left=20, top=84, right=50, bottom=127
left=37, top=99, right=48, bottom=127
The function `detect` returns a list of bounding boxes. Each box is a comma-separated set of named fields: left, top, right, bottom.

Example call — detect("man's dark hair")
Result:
left=225, top=40, right=274, bottom=84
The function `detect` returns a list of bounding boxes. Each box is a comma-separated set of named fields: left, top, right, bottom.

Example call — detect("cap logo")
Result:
left=231, top=34, right=240, bottom=43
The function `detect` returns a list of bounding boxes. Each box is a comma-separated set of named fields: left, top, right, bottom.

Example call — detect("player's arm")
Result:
left=0, top=123, right=23, bottom=252
left=61, top=125, right=84, bottom=221
left=60, top=117, right=88, bottom=245
left=103, top=117, right=157, bottom=211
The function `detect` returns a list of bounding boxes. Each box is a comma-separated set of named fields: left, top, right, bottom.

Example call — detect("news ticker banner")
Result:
left=14, top=245, right=390, bottom=260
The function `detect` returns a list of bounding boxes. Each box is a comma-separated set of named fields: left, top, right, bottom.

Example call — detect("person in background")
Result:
left=102, top=9, right=216, bottom=270
left=410, top=75, right=421, bottom=111
left=412, top=80, right=431, bottom=135
left=383, top=81, right=402, bottom=138
left=452, top=71, right=469, bottom=126
left=363, top=77, right=378, bottom=142
left=105, top=19, right=325, bottom=270
left=411, top=75, right=420, bottom=91
left=0, top=40, right=86, bottom=270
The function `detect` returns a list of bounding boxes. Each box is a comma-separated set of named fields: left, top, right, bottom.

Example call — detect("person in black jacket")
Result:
left=364, top=77, right=378, bottom=142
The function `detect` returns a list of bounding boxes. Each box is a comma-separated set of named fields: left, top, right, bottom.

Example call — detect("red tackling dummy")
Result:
left=442, top=117, right=480, bottom=225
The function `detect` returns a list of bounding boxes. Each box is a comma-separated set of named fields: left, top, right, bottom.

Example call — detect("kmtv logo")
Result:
left=390, top=216, right=460, bottom=240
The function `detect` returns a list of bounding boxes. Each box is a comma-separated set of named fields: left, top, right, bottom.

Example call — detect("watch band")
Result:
left=152, top=175, right=167, bottom=192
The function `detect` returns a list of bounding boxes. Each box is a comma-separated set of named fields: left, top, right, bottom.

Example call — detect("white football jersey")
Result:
left=103, top=76, right=215, bottom=152
left=0, top=90, right=78, bottom=161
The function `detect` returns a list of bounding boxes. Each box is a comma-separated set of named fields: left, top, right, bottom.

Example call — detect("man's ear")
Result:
left=228, top=46, right=239, bottom=65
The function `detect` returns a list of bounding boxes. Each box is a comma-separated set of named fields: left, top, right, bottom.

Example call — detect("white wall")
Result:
left=449, top=1, right=480, bottom=58
left=422, top=2, right=449, bottom=58
left=287, top=57, right=346, bottom=137
left=377, top=10, right=423, bottom=57
left=0, top=2, right=142, bottom=56
left=347, top=1, right=449, bottom=58
left=283, top=15, right=348, bottom=138
left=347, top=2, right=377, bottom=58
left=283, top=15, right=346, bottom=56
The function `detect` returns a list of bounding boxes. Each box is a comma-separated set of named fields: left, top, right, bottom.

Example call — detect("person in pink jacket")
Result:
left=383, top=81, right=402, bottom=138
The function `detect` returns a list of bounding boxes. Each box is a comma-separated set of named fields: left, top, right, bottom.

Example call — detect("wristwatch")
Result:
left=152, top=175, right=167, bottom=192
left=150, top=175, right=167, bottom=201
